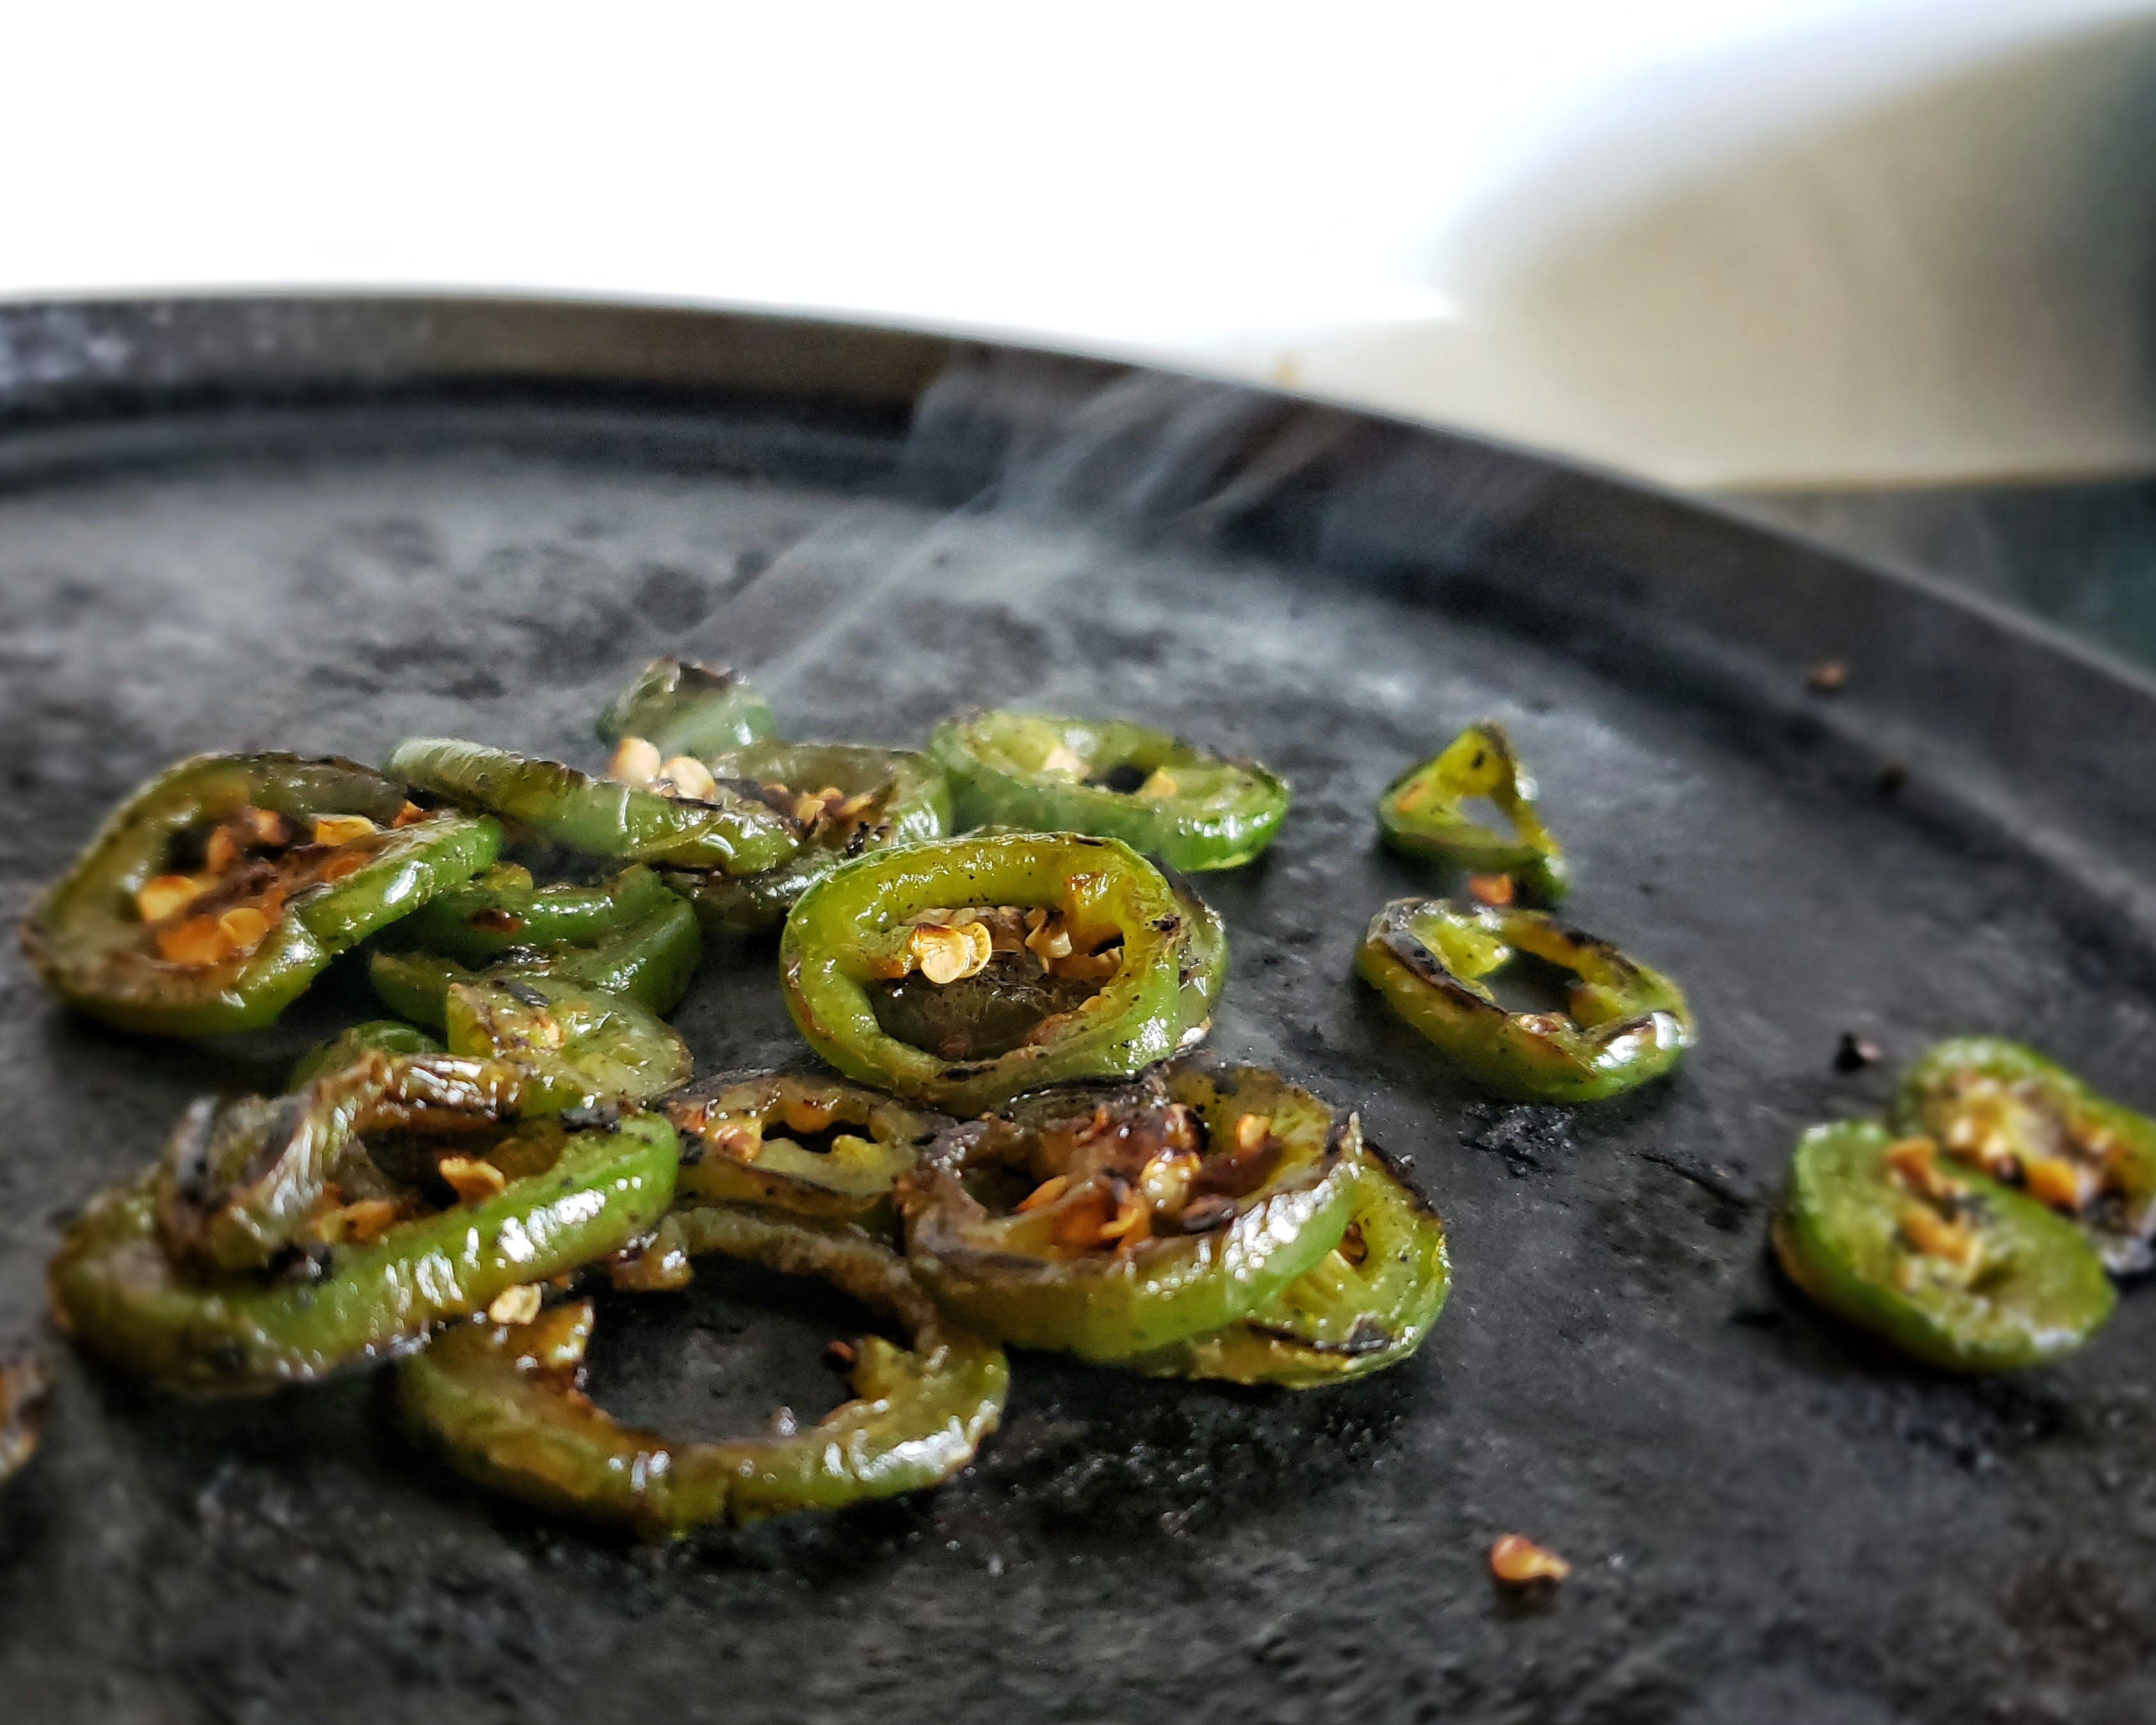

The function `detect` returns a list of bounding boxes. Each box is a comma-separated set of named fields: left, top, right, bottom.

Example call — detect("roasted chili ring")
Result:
left=898, top=1055, right=1358, bottom=1362
left=594, top=657, right=778, bottom=761
left=442, top=976, right=693, bottom=1110
left=0, top=1348, right=52, bottom=1488
left=397, top=1202, right=1009, bottom=1536
left=927, top=711, right=1290, bottom=871
left=290, top=1019, right=443, bottom=1088
left=1773, top=1120, right=2114, bottom=1372
left=1890, top=1037, right=2156, bottom=1276
left=1357, top=898, right=1692, bottom=1102
left=386, top=737, right=798, bottom=876
left=1129, top=1143, right=1449, bottom=1387
left=394, top=862, right=683, bottom=963
left=20, top=752, right=502, bottom=1037
left=49, top=1111, right=678, bottom=1393
left=369, top=886, right=701, bottom=1024
left=781, top=832, right=1218, bottom=1114
left=664, top=1070, right=951, bottom=1234
left=662, top=743, right=952, bottom=934
left=1376, top=723, right=1567, bottom=903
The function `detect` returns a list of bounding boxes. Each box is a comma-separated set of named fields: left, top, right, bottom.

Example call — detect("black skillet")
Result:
left=3, top=297, right=2155, bottom=1724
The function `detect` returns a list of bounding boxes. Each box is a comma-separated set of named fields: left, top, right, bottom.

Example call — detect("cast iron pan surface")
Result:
left=5, top=299, right=2156, bottom=1725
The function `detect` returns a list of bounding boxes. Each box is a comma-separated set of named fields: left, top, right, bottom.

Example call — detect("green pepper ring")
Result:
left=20, top=752, right=502, bottom=1037
left=781, top=832, right=1217, bottom=1114
left=397, top=1202, right=1009, bottom=1537
left=1356, top=897, right=1692, bottom=1102
left=49, top=1113, right=679, bottom=1394
left=1375, top=722, right=1567, bottom=903
left=927, top=711, right=1290, bottom=873
left=594, top=657, right=779, bottom=761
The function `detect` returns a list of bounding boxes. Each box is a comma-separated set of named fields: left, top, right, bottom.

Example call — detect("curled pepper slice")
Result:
left=665, top=1071, right=951, bottom=1233
left=393, top=862, right=683, bottom=964
left=290, top=1019, right=442, bottom=1088
left=899, top=1055, right=1357, bottom=1361
left=397, top=1203, right=1009, bottom=1536
left=927, top=711, right=1290, bottom=871
left=0, top=1348, right=52, bottom=1488
left=594, top=657, right=778, bottom=761
left=1376, top=724, right=1567, bottom=903
left=1891, top=1038, right=2156, bottom=1276
left=781, top=832, right=1218, bottom=1113
left=1773, top=1121, right=2113, bottom=1371
left=1130, top=1143, right=1449, bottom=1387
left=386, top=737, right=797, bottom=876
left=49, top=1111, right=678, bottom=1393
left=442, top=976, right=692, bottom=1109
left=20, top=752, right=501, bottom=1036
left=1357, top=898, right=1692, bottom=1102
left=653, top=743, right=952, bottom=934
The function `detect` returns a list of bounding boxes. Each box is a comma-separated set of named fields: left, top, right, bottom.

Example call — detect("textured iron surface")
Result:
left=4, top=309, right=2156, bottom=1724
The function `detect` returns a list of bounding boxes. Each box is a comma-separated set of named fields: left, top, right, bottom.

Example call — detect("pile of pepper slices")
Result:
left=13, top=662, right=2136, bottom=1530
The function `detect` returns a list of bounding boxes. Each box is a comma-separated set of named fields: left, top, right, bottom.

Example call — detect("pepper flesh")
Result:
left=395, top=862, right=683, bottom=964
left=49, top=1112, right=679, bottom=1393
left=441, top=975, right=692, bottom=1109
left=898, top=1055, right=1357, bottom=1362
left=20, top=752, right=501, bottom=1036
left=926, top=711, right=1290, bottom=871
left=1891, top=1037, right=2156, bottom=1276
left=290, top=1019, right=443, bottom=1089
left=386, top=737, right=797, bottom=875
left=1130, top=1142, right=1448, bottom=1386
left=594, top=658, right=778, bottom=761
left=1773, top=1120, right=2114, bottom=1371
left=781, top=832, right=1219, bottom=1113
left=397, top=1203, right=1008, bottom=1536
left=1376, top=724, right=1567, bottom=903
left=1356, top=897, right=1692, bottom=1102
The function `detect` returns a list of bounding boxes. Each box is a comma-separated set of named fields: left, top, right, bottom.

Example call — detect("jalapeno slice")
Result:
left=898, top=1055, right=1357, bottom=1362
left=655, top=743, right=952, bottom=934
left=50, top=1111, right=678, bottom=1393
left=1130, top=1144, right=1449, bottom=1387
left=397, top=1203, right=1009, bottom=1536
left=1890, top=1038, right=2156, bottom=1276
left=20, top=752, right=502, bottom=1037
left=395, top=862, right=681, bottom=962
left=1773, top=1121, right=2114, bottom=1371
left=781, top=832, right=1217, bottom=1113
left=369, top=887, right=701, bottom=1024
left=290, top=1020, right=443, bottom=1088
left=664, top=1071, right=951, bottom=1233
left=0, top=1349, right=52, bottom=1488
left=1376, top=724, right=1567, bottom=903
left=386, top=737, right=798, bottom=876
left=926, top=711, right=1290, bottom=871
left=1357, top=898, right=1692, bottom=1102
left=442, top=976, right=692, bottom=1109
left=594, top=658, right=778, bottom=761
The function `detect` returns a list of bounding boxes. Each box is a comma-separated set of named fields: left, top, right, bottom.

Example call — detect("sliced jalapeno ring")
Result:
left=927, top=711, right=1290, bottom=872
left=20, top=752, right=502, bottom=1037
left=1130, top=1142, right=1449, bottom=1387
left=660, top=743, right=952, bottom=935
left=397, top=1202, right=1009, bottom=1536
left=1357, top=897, right=1692, bottom=1102
left=395, top=862, right=681, bottom=964
left=0, top=1349, right=52, bottom=1488
left=442, top=975, right=692, bottom=1111
left=898, top=1054, right=1357, bottom=1362
left=290, top=1019, right=443, bottom=1089
left=49, top=1112, right=679, bottom=1394
left=1774, top=1120, right=2114, bottom=1372
left=1891, top=1037, right=2156, bottom=1276
left=387, top=737, right=797, bottom=876
left=781, top=832, right=1217, bottom=1114
left=594, top=657, right=778, bottom=762
left=1377, top=723, right=1567, bottom=903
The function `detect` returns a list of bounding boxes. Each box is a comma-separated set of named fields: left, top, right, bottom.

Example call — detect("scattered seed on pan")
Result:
left=1834, top=1033, right=1882, bottom=1072
left=1490, top=1534, right=1571, bottom=1585
left=1807, top=660, right=1849, bottom=694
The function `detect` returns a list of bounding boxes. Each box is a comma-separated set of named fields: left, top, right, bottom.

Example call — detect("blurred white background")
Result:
left=8, top=1, right=2155, bottom=487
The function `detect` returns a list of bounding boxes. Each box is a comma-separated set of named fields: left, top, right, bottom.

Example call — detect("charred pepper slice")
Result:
left=20, top=752, right=501, bottom=1036
left=49, top=1111, right=678, bottom=1393
left=0, top=1349, right=51, bottom=1488
left=1130, top=1143, right=1449, bottom=1387
left=898, top=1055, right=1357, bottom=1361
left=926, top=711, right=1289, bottom=871
left=781, top=832, right=1217, bottom=1113
left=290, top=1019, right=442, bottom=1088
left=665, top=1071, right=951, bottom=1234
left=1376, top=723, right=1567, bottom=903
left=594, top=657, right=778, bottom=761
left=1357, top=898, right=1692, bottom=1102
left=1891, top=1038, right=2156, bottom=1276
left=394, top=862, right=682, bottom=963
left=386, top=737, right=797, bottom=876
left=397, top=1203, right=1008, bottom=1536
left=649, top=743, right=952, bottom=934
left=441, top=976, right=692, bottom=1109
left=1773, top=1121, right=2113, bottom=1371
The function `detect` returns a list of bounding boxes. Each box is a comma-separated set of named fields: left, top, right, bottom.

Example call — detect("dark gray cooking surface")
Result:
left=4, top=309, right=2156, bottom=1725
